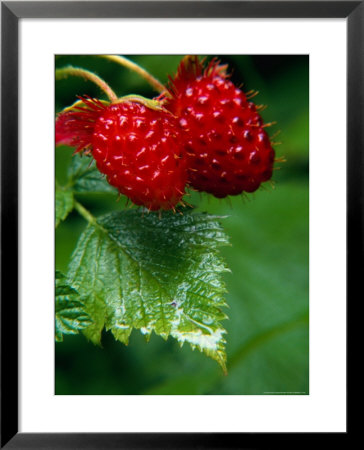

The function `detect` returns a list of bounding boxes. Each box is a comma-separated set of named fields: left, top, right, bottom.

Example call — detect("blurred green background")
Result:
left=55, top=55, right=309, bottom=395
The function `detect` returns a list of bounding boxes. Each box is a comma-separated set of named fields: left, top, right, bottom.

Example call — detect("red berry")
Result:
left=56, top=97, right=187, bottom=211
left=92, top=101, right=187, bottom=210
left=55, top=96, right=106, bottom=153
left=165, top=56, right=275, bottom=198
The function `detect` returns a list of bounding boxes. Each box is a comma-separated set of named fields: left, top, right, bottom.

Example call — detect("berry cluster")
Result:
left=56, top=56, right=276, bottom=210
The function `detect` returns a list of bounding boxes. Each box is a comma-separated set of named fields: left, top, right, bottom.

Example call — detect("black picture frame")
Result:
left=1, top=1, right=356, bottom=448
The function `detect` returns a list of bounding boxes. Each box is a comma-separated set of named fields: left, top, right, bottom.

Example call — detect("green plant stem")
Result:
left=56, top=66, right=118, bottom=103
left=74, top=200, right=97, bottom=225
left=99, top=55, right=168, bottom=95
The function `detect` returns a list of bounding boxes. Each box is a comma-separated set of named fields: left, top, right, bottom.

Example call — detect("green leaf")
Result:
left=55, top=271, right=93, bottom=342
left=68, top=153, right=118, bottom=194
left=67, top=209, right=229, bottom=370
left=55, top=189, right=74, bottom=227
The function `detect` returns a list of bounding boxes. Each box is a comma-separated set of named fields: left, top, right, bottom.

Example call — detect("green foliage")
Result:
left=55, top=271, right=93, bottom=342
left=68, top=154, right=118, bottom=194
left=55, top=189, right=73, bottom=227
left=56, top=152, right=230, bottom=369
left=144, top=182, right=309, bottom=395
left=67, top=209, right=229, bottom=370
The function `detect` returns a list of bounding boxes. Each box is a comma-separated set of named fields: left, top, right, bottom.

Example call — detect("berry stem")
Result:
left=74, top=200, right=97, bottom=225
left=74, top=200, right=111, bottom=234
left=99, top=55, right=169, bottom=96
left=56, top=66, right=118, bottom=103
left=114, top=94, right=165, bottom=111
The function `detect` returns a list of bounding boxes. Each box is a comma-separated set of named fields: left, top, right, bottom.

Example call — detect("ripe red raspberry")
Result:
left=55, top=96, right=107, bottom=153
left=165, top=56, right=275, bottom=198
left=56, top=97, right=187, bottom=211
